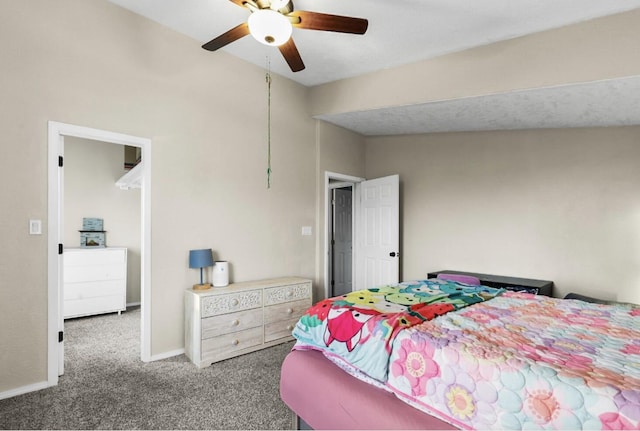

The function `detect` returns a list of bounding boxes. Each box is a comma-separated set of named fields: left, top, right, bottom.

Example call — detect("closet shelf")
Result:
left=115, top=163, right=142, bottom=190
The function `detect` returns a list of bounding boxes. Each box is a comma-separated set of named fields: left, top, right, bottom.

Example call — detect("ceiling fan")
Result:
left=202, top=0, right=369, bottom=72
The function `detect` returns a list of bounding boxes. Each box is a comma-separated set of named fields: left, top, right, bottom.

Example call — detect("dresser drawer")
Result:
left=201, top=289, right=262, bottom=317
left=264, top=316, right=299, bottom=343
left=65, top=295, right=125, bottom=318
left=65, top=249, right=126, bottom=266
left=202, top=308, right=262, bottom=339
left=64, top=263, right=126, bottom=283
left=264, top=298, right=309, bottom=325
left=264, top=282, right=311, bottom=306
left=64, top=280, right=124, bottom=301
left=202, top=326, right=263, bottom=361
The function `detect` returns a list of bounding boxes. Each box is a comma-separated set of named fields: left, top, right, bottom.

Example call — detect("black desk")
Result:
left=427, top=270, right=554, bottom=297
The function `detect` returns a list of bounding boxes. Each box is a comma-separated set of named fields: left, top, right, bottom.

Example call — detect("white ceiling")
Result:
left=108, top=0, right=640, bottom=135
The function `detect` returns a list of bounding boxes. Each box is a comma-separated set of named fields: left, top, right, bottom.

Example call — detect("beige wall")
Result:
left=314, top=122, right=366, bottom=300
left=365, top=127, right=640, bottom=304
left=64, top=138, right=142, bottom=304
left=0, top=0, right=315, bottom=393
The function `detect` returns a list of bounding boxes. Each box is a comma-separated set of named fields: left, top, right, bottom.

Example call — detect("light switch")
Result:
left=29, top=219, right=42, bottom=235
left=301, top=226, right=312, bottom=236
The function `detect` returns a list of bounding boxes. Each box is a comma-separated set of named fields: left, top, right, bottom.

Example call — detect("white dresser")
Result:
left=185, top=277, right=312, bottom=368
left=63, top=247, right=128, bottom=319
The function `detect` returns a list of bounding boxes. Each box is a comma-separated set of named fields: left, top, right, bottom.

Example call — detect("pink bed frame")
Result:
left=280, top=349, right=457, bottom=430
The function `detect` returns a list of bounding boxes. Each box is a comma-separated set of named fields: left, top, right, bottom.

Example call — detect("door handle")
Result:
left=389, top=252, right=399, bottom=257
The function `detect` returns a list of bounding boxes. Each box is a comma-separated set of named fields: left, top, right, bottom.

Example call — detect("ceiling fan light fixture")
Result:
left=248, top=9, right=292, bottom=46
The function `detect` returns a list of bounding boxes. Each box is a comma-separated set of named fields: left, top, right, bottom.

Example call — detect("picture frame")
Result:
left=80, top=231, right=106, bottom=248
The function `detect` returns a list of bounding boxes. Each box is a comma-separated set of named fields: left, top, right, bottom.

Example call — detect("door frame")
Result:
left=47, top=121, right=152, bottom=387
left=323, top=171, right=364, bottom=299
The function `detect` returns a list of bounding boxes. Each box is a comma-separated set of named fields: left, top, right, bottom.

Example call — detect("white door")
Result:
left=333, top=188, right=353, bottom=296
left=355, top=174, right=400, bottom=290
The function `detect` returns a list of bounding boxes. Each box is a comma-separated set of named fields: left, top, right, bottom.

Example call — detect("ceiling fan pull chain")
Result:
left=266, top=57, right=272, bottom=189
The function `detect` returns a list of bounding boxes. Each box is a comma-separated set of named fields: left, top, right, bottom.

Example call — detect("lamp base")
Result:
left=192, top=283, right=211, bottom=291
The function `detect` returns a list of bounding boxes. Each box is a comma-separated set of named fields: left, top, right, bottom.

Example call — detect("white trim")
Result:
left=328, top=181, right=354, bottom=190
left=47, top=121, right=152, bottom=391
left=139, top=134, right=152, bottom=363
left=325, top=171, right=364, bottom=184
left=0, top=381, right=49, bottom=401
left=149, top=348, right=185, bottom=362
left=323, top=171, right=364, bottom=299
left=47, top=123, right=61, bottom=386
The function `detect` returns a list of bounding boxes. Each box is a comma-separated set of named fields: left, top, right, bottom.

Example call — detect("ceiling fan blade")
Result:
left=228, top=0, right=248, bottom=8
left=202, top=23, right=250, bottom=51
left=289, top=11, right=368, bottom=34
left=278, top=38, right=305, bottom=72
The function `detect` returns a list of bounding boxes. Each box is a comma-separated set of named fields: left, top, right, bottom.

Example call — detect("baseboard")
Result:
left=126, top=301, right=141, bottom=308
left=0, top=380, right=50, bottom=401
left=148, top=348, right=184, bottom=362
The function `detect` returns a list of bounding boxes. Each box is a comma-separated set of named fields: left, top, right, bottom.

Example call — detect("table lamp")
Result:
left=189, top=248, right=214, bottom=290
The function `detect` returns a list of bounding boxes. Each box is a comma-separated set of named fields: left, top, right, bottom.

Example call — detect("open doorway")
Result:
left=47, top=121, right=151, bottom=387
left=329, top=184, right=353, bottom=297
left=324, top=172, right=363, bottom=299
left=324, top=172, right=400, bottom=300
left=62, top=137, right=141, bottom=319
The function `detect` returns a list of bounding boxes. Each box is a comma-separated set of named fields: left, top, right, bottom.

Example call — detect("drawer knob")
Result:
left=286, top=291, right=293, bottom=297
left=286, top=308, right=293, bottom=314
left=231, top=298, right=239, bottom=306
left=286, top=325, right=293, bottom=331
left=232, top=319, right=240, bottom=326
left=232, top=339, right=240, bottom=346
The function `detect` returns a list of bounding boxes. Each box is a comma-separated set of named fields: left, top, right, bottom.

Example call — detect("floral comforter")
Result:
left=387, top=291, right=640, bottom=430
left=292, top=279, right=503, bottom=382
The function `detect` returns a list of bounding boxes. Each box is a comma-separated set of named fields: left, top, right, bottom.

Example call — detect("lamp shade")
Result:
left=248, top=9, right=292, bottom=46
left=189, top=249, right=214, bottom=269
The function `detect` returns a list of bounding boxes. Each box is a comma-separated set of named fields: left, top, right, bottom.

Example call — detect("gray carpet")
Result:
left=0, top=308, right=296, bottom=430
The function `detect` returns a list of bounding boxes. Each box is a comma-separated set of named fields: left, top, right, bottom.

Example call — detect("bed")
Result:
left=280, top=278, right=640, bottom=430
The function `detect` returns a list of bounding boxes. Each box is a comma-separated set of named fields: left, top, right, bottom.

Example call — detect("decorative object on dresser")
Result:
left=189, top=248, right=214, bottom=291
left=79, top=217, right=106, bottom=248
left=185, top=277, right=312, bottom=368
left=212, top=260, right=229, bottom=287
left=63, top=247, right=127, bottom=319
left=427, top=269, right=554, bottom=296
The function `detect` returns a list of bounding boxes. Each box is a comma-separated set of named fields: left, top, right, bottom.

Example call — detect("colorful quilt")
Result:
left=387, top=291, right=640, bottom=430
left=292, top=279, right=503, bottom=382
